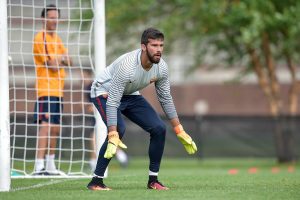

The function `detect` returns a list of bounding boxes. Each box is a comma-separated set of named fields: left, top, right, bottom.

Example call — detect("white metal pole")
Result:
left=94, top=0, right=106, bottom=76
left=93, top=0, right=108, bottom=177
left=0, top=0, right=11, bottom=192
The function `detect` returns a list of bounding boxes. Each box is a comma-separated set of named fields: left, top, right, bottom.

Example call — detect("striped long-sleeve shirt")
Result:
left=91, top=49, right=178, bottom=127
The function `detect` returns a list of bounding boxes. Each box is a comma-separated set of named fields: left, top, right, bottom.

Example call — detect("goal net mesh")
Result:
left=8, top=0, right=96, bottom=177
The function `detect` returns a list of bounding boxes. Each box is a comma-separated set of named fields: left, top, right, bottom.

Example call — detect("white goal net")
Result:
left=8, top=0, right=100, bottom=178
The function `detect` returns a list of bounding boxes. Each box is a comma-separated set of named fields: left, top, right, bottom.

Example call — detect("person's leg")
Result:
left=115, top=148, right=129, bottom=168
left=35, top=122, right=49, bottom=171
left=34, top=97, right=49, bottom=172
left=87, top=95, right=126, bottom=190
left=49, top=125, right=59, bottom=155
left=121, top=95, right=167, bottom=188
left=92, top=96, right=125, bottom=177
left=45, top=124, right=59, bottom=172
left=36, top=123, right=50, bottom=159
left=86, top=114, right=97, bottom=171
left=89, top=131, right=97, bottom=171
left=45, top=97, right=62, bottom=172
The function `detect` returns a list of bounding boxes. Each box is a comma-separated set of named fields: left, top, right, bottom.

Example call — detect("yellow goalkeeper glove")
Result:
left=174, top=124, right=197, bottom=154
left=104, top=131, right=127, bottom=159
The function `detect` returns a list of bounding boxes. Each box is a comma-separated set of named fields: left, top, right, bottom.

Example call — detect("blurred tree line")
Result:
left=79, top=0, right=300, bottom=162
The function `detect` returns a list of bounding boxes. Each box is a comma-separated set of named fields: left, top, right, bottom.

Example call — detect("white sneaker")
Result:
left=47, top=169, right=66, bottom=176
left=32, top=168, right=51, bottom=176
left=32, top=168, right=66, bottom=176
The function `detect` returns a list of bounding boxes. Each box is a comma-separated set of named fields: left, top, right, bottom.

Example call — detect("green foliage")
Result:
left=77, top=0, right=300, bottom=74
left=74, top=0, right=93, bottom=30
left=112, top=1, right=298, bottom=68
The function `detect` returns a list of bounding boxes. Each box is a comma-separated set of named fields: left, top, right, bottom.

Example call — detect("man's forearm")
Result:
left=108, top=126, right=117, bottom=132
left=169, top=117, right=180, bottom=128
left=46, top=59, right=60, bottom=72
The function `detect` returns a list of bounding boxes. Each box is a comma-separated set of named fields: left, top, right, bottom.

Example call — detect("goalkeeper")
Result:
left=87, top=28, right=197, bottom=191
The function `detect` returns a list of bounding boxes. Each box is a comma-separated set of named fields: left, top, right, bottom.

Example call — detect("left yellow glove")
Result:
left=174, top=124, right=197, bottom=154
left=104, top=131, right=127, bottom=159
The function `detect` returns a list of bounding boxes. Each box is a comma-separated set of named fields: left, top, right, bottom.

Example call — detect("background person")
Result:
left=32, top=4, right=72, bottom=175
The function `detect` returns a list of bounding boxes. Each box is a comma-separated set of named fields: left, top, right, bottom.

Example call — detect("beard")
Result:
left=146, top=48, right=161, bottom=64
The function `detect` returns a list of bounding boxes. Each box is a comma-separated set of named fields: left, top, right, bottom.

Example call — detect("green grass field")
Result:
left=1, top=158, right=299, bottom=200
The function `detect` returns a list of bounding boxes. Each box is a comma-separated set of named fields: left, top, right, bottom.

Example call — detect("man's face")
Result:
left=44, top=10, right=59, bottom=31
left=144, top=38, right=164, bottom=64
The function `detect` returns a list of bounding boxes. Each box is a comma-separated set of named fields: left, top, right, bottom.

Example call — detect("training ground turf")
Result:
left=1, top=158, right=299, bottom=200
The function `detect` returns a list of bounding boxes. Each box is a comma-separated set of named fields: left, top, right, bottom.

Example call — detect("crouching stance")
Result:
left=87, top=28, right=197, bottom=191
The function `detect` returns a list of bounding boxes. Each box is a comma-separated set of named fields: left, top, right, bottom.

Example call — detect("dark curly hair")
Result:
left=141, top=28, right=164, bottom=45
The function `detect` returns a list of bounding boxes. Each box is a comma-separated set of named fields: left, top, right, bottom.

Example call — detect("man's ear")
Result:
left=141, top=44, right=146, bottom=51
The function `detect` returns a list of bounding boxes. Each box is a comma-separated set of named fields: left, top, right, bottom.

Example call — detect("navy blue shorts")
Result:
left=91, top=95, right=164, bottom=136
left=33, top=96, right=63, bottom=124
left=92, top=94, right=166, bottom=176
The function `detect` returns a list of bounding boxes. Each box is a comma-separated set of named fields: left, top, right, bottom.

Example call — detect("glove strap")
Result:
left=108, top=131, right=119, bottom=140
left=174, top=124, right=184, bottom=135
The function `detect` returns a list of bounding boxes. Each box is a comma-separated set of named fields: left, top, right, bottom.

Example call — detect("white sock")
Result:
left=45, top=154, right=57, bottom=171
left=93, top=174, right=104, bottom=178
left=93, top=168, right=108, bottom=178
left=149, top=170, right=158, bottom=176
left=89, top=159, right=97, bottom=171
left=35, top=159, right=44, bottom=171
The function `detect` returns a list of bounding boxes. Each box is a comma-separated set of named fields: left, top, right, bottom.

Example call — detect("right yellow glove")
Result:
left=174, top=124, right=197, bottom=154
left=104, top=131, right=127, bottom=159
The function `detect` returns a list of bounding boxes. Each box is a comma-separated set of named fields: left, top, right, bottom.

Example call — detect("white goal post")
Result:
left=1, top=0, right=107, bottom=191
left=0, top=0, right=11, bottom=192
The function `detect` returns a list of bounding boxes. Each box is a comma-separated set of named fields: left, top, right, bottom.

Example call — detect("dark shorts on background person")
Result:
left=33, top=96, right=63, bottom=124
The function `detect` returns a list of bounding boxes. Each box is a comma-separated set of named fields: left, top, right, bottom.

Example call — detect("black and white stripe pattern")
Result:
left=91, top=49, right=178, bottom=126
